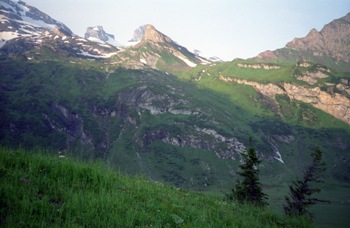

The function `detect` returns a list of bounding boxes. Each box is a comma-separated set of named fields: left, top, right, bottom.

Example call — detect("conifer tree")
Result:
left=228, top=138, right=268, bottom=206
left=284, top=147, right=327, bottom=218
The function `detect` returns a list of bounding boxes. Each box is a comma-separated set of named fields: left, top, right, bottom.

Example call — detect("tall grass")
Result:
left=0, top=147, right=311, bottom=227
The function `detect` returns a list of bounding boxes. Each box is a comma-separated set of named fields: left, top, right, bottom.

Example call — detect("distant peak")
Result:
left=142, top=24, right=172, bottom=43
left=85, top=26, right=115, bottom=42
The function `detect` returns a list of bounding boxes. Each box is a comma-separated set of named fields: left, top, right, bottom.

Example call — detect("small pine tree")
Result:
left=228, top=138, right=268, bottom=206
left=284, top=147, right=327, bottom=218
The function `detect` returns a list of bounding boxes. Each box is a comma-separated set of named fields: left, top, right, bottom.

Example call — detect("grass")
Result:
left=0, top=147, right=311, bottom=227
left=1, top=55, right=349, bottom=227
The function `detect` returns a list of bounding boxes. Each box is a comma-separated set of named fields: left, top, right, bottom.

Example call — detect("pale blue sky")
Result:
left=24, top=0, right=350, bottom=60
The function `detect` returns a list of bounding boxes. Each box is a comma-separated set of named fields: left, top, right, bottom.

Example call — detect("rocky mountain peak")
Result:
left=0, top=0, right=72, bottom=35
left=0, top=1, right=118, bottom=58
left=141, top=24, right=172, bottom=43
left=285, top=12, right=350, bottom=62
left=85, top=26, right=115, bottom=42
left=128, top=25, right=146, bottom=43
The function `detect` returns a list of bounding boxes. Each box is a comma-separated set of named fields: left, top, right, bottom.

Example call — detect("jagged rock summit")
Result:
left=126, top=24, right=210, bottom=70
left=128, top=25, right=146, bottom=43
left=85, top=26, right=118, bottom=46
left=256, top=12, right=350, bottom=68
left=141, top=24, right=173, bottom=43
left=128, top=24, right=173, bottom=44
left=286, top=12, right=350, bottom=62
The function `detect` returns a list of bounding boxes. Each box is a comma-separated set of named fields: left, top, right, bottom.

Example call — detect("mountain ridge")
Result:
left=255, top=12, right=350, bottom=71
left=0, top=0, right=120, bottom=58
left=140, top=24, right=173, bottom=43
left=286, top=12, right=350, bottom=62
left=85, top=25, right=119, bottom=47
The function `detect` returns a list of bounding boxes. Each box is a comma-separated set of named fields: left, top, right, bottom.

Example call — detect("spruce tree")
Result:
left=284, top=147, right=327, bottom=218
left=228, top=138, right=268, bottom=206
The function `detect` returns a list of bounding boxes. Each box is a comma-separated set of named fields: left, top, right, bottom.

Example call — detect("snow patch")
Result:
left=75, top=38, right=87, bottom=42
left=87, top=37, right=105, bottom=44
left=78, top=50, right=118, bottom=59
left=197, top=56, right=211, bottom=65
left=175, top=54, right=197, bottom=67
left=98, top=43, right=112, bottom=48
left=0, top=31, right=20, bottom=40
left=125, top=41, right=140, bottom=47
left=274, top=151, right=284, bottom=164
left=0, top=31, right=21, bottom=47
left=105, top=36, right=119, bottom=47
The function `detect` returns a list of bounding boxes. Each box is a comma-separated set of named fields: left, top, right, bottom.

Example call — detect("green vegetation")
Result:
left=227, top=140, right=268, bottom=206
left=1, top=46, right=350, bottom=227
left=284, top=147, right=327, bottom=218
left=0, top=147, right=310, bottom=227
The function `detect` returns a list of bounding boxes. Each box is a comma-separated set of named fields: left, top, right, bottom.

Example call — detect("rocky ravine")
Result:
left=219, top=76, right=350, bottom=125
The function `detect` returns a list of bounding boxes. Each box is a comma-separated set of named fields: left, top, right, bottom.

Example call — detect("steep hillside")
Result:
left=255, top=13, right=350, bottom=72
left=286, top=13, right=350, bottom=62
left=0, top=147, right=310, bottom=227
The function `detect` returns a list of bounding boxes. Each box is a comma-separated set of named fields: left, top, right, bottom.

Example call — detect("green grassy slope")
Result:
left=1, top=51, right=350, bottom=226
left=0, top=147, right=310, bottom=227
left=1, top=56, right=349, bottom=190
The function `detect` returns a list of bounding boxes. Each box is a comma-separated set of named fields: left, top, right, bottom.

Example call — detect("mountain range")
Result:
left=1, top=0, right=350, bottom=226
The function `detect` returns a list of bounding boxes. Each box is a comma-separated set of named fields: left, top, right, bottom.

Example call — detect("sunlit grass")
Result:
left=0, top=147, right=311, bottom=227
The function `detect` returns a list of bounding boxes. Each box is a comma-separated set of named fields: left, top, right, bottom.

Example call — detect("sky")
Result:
left=24, top=0, right=350, bottom=61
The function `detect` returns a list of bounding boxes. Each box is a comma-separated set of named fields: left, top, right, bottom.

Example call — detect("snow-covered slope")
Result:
left=193, top=49, right=223, bottom=63
left=0, top=0, right=72, bottom=46
left=0, top=0, right=118, bottom=58
left=0, top=0, right=219, bottom=63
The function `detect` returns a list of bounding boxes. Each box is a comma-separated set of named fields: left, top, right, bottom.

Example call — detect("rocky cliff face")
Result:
left=139, top=24, right=173, bottom=44
left=219, top=76, right=350, bottom=125
left=128, top=25, right=146, bottom=43
left=255, top=13, right=350, bottom=72
left=286, top=13, right=350, bottom=62
left=237, top=63, right=280, bottom=70
left=293, top=63, right=331, bottom=85
left=85, top=26, right=116, bottom=43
